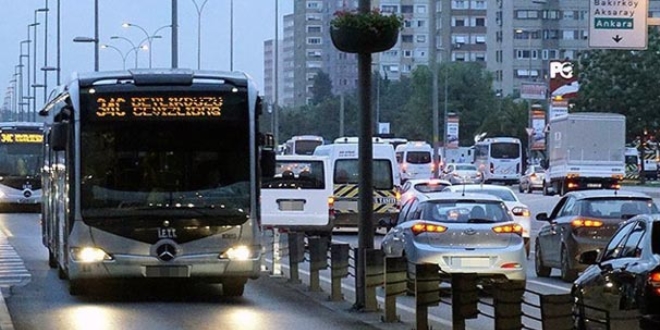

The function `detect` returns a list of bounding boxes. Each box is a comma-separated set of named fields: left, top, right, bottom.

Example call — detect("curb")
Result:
left=0, top=287, right=13, bottom=330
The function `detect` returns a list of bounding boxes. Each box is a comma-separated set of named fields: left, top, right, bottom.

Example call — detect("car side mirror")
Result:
left=378, top=218, right=394, bottom=231
left=536, top=212, right=549, bottom=221
left=578, top=250, right=599, bottom=265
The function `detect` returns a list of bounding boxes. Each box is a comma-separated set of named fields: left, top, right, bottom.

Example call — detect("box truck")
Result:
left=542, top=113, right=625, bottom=196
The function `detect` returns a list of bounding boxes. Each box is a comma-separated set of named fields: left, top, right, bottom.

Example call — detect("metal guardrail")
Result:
left=262, top=230, right=618, bottom=330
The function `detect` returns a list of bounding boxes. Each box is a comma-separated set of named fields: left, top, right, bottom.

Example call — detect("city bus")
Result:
left=0, top=122, right=44, bottom=212
left=39, top=69, right=275, bottom=296
left=473, top=137, right=523, bottom=185
left=282, top=135, right=324, bottom=155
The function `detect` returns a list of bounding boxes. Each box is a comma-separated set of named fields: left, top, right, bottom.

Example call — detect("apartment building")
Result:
left=264, top=0, right=660, bottom=108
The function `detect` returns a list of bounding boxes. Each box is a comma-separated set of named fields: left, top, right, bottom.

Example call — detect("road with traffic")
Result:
left=0, top=185, right=658, bottom=330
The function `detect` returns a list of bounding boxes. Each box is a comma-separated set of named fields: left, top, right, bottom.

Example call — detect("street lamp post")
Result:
left=27, top=23, right=38, bottom=119
left=191, top=0, right=210, bottom=70
left=73, top=37, right=99, bottom=71
left=35, top=7, right=48, bottom=117
left=122, top=23, right=172, bottom=68
left=516, top=28, right=534, bottom=163
left=110, top=36, right=140, bottom=68
left=101, top=44, right=130, bottom=70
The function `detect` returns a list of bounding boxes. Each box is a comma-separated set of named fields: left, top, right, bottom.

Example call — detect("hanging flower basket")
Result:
left=330, top=9, right=403, bottom=54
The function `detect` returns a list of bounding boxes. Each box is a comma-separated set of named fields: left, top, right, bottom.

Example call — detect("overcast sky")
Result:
left=1, top=0, right=292, bottom=106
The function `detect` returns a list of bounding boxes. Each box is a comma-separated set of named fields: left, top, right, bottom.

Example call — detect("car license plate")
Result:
left=145, top=266, right=189, bottom=278
left=277, top=199, right=305, bottom=211
left=587, top=183, right=602, bottom=188
left=452, top=257, right=490, bottom=268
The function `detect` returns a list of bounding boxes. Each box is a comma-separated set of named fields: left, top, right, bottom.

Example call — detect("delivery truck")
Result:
left=542, top=113, right=625, bottom=196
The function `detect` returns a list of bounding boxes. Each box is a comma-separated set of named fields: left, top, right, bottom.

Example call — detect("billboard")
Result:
left=531, top=110, right=546, bottom=150
left=446, top=115, right=459, bottom=149
left=549, top=60, right=578, bottom=118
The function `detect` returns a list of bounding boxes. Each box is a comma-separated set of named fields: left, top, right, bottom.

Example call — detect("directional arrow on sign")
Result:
left=613, top=35, right=623, bottom=43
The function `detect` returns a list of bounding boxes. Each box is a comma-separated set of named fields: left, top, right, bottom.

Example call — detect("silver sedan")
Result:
left=380, top=192, right=527, bottom=286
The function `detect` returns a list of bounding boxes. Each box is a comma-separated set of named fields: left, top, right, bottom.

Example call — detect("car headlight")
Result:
left=219, top=245, right=254, bottom=260
left=70, top=247, right=113, bottom=263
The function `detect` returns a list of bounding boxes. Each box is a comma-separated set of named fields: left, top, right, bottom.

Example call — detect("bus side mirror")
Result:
left=260, top=133, right=276, bottom=178
left=50, top=122, right=68, bottom=151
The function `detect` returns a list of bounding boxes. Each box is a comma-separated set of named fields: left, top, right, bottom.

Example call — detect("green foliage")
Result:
left=330, top=9, right=403, bottom=32
left=274, top=63, right=529, bottom=149
left=310, top=72, right=334, bottom=105
left=572, top=27, right=660, bottom=140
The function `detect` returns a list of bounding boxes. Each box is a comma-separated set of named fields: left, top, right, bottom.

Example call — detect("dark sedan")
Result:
left=572, top=214, right=660, bottom=329
left=535, top=189, right=658, bottom=282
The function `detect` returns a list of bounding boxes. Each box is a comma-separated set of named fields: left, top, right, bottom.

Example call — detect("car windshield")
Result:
left=579, top=198, right=659, bottom=219
left=406, top=151, right=431, bottom=164
left=422, top=200, right=512, bottom=223
left=451, top=187, right=517, bottom=202
left=415, top=182, right=450, bottom=193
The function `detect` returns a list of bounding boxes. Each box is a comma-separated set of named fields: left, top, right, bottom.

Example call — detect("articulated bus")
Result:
left=39, top=69, right=275, bottom=296
left=0, top=122, right=44, bottom=211
left=473, top=137, right=523, bottom=185
left=282, top=135, right=324, bottom=155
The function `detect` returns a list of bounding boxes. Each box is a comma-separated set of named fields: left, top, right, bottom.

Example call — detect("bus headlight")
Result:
left=71, top=247, right=113, bottom=263
left=219, top=245, right=253, bottom=260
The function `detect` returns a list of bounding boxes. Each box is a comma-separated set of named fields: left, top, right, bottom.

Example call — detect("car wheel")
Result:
left=518, top=183, right=524, bottom=193
left=560, top=246, right=578, bottom=282
left=535, top=239, right=551, bottom=277
left=542, top=182, right=549, bottom=196
left=526, top=183, right=533, bottom=194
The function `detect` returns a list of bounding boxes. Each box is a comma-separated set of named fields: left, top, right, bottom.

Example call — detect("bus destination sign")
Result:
left=0, top=133, right=43, bottom=144
left=95, top=96, right=224, bottom=118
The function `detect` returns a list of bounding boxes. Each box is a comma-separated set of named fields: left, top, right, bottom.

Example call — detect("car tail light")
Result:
left=489, top=163, right=494, bottom=174
left=401, top=164, right=407, bottom=173
left=511, top=207, right=530, bottom=217
left=501, top=262, right=522, bottom=269
left=571, top=219, right=603, bottom=228
left=411, top=223, right=447, bottom=236
left=492, top=224, right=523, bottom=235
left=328, top=196, right=335, bottom=218
left=530, top=173, right=536, bottom=179
left=648, top=272, right=660, bottom=295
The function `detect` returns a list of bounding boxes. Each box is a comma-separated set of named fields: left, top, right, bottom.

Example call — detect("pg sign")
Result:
left=589, top=0, right=648, bottom=49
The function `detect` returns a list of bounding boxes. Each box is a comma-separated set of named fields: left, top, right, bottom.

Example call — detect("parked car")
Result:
left=535, top=189, right=659, bottom=282
left=399, top=178, right=452, bottom=206
left=519, top=164, right=545, bottom=193
left=441, top=163, right=482, bottom=185
left=380, top=192, right=527, bottom=288
left=572, top=214, right=660, bottom=329
left=442, top=184, right=532, bottom=257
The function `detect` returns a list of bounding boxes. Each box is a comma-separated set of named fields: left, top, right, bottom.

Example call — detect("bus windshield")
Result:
left=295, top=140, right=323, bottom=155
left=490, top=142, right=520, bottom=159
left=79, top=91, right=250, bottom=219
left=0, top=143, right=42, bottom=177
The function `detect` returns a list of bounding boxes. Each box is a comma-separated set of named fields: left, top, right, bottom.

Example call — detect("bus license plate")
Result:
left=145, top=266, right=189, bottom=278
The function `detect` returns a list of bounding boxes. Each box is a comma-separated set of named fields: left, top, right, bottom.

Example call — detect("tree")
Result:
left=309, top=71, right=334, bottom=105
left=572, top=27, right=660, bottom=141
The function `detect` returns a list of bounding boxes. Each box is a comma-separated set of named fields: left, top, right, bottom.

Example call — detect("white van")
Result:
left=314, top=141, right=401, bottom=228
left=261, top=155, right=334, bottom=237
left=395, top=141, right=434, bottom=182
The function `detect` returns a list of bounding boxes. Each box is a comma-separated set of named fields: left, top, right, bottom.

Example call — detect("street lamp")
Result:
left=122, top=23, right=172, bottom=68
left=73, top=36, right=99, bottom=71
left=100, top=44, right=129, bottom=70
left=41, top=66, right=58, bottom=103
left=516, top=28, right=534, bottom=163
left=35, top=7, right=48, bottom=119
left=191, top=0, right=210, bottom=70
